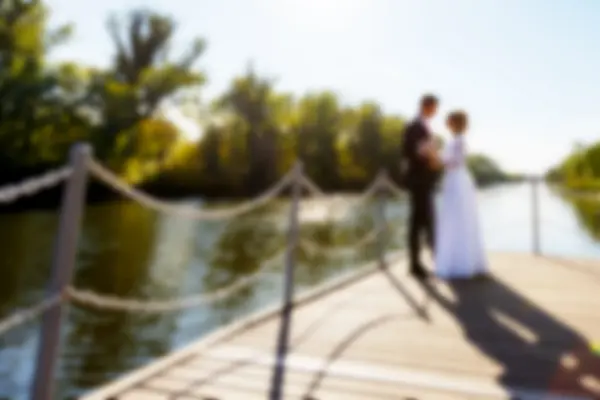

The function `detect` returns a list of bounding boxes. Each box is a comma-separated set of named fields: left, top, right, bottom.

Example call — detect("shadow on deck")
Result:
left=82, top=253, right=600, bottom=400
left=412, top=274, right=599, bottom=397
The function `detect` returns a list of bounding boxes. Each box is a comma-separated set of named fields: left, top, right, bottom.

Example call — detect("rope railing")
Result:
left=299, top=175, right=325, bottom=197
left=378, top=172, right=406, bottom=198
left=0, top=295, right=63, bottom=336
left=60, top=170, right=402, bottom=314
left=66, top=249, right=287, bottom=313
left=300, top=224, right=391, bottom=255
left=0, top=143, right=442, bottom=400
left=296, top=173, right=404, bottom=260
left=297, top=172, right=404, bottom=235
left=0, top=166, right=72, bottom=204
left=0, top=166, right=73, bottom=337
left=0, top=250, right=288, bottom=328
left=88, top=159, right=295, bottom=221
left=87, top=158, right=403, bottom=221
left=0, top=143, right=558, bottom=400
left=0, top=150, right=400, bottom=331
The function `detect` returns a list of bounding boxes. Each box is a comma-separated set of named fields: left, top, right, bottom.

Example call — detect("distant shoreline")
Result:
left=0, top=177, right=524, bottom=214
left=547, top=182, right=600, bottom=201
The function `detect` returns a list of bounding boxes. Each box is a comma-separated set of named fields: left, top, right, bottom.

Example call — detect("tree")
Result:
left=294, top=92, right=342, bottom=187
left=0, top=2, right=516, bottom=197
left=350, top=102, right=384, bottom=179
left=467, top=154, right=507, bottom=186
left=86, top=9, right=206, bottom=169
left=218, top=67, right=278, bottom=193
left=548, top=140, right=600, bottom=190
left=0, top=0, right=84, bottom=167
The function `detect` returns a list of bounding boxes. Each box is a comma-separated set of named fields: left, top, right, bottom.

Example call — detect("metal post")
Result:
left=269, top=161, right=302, bottom=400
left=531, top=176, right=540, bottom=256
left=30, top=143, right=91, bottom=400
left=375, top=171, right=388, bottom=269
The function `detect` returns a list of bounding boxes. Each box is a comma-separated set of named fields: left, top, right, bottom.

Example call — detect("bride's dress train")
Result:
left=435, top=136, right=488, bottom=279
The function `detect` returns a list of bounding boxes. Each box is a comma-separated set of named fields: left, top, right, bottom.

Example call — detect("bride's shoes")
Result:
left=473, top=272, right=490, bottom=280
left=410, top=265, right=430, bottom=280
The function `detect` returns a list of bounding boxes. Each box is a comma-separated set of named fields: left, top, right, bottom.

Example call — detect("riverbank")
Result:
left=1, top=183, right=600, bottom=400
left=549, top=180, right=600, bottom=192
left=547, top=182, right=600, bottom=202
left=0, top=166, right=523, bottom=213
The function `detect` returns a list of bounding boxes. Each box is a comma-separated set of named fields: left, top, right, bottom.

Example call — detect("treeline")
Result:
left=467, top=155, right=521, bottom=187
left=0, top=0, right=513, bottom=202
left=547, top=143, right=600, bottom=191
left=0, top=1, right=204, bottom=181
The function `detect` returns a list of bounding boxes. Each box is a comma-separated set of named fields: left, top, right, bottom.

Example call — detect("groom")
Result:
left=400, top=94, right=440, bottom=279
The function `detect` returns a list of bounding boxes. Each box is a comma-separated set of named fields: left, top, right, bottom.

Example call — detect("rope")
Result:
left=0, top=167, right=72, bottom=204
left=348, top=174, right=385, bottom=204
left=300, top=175, right=325, bottom=197
left=87, top=159, right=294, bottom=221
left=65, top=223, right=395, bottom=314
left=378, top=174, right=405, bottom=199
left=300, top=224, right=390, bottom=255
left=0, top=161, right=403, bottom=317
left=300, top=173, right=385, bottom=219
left=0, top=295, right=62, bottom=336
left=67, top=250, right=287, bottom=312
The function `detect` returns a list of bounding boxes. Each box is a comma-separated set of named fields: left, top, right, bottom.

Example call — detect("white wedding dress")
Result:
left=435, top=136, right=488, bottom=279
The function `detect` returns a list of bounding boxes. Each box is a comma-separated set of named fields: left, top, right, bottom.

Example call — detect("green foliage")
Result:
left=548, top=142, right=600, bottom=191
left=467, top=154, right=512, bottom=186
left=87, top=9, right=206, bottom=171
left=0, top=0, right=514, bottom=196
left=157, top=67, right=514, bottom=195
left=0, top=3, right=206, bottom=186
left=0, top=0, right=84, bottom=166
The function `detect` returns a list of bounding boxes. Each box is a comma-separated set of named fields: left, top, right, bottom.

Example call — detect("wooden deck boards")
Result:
left=81, top=253, right=600, bottom=399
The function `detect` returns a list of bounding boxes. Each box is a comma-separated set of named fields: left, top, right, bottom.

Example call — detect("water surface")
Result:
left=0, top=182, right=598, bottom=399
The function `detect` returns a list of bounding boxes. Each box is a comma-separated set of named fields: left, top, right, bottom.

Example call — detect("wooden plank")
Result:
left=197, top=345, right=589, bottom=400
left=80, top=253, right=396, bottom=400
left=80, top=253, right=600, bottom=400
left=143, top=357, right=486, bottom=399
left=118, top=388, right=169, bottom=400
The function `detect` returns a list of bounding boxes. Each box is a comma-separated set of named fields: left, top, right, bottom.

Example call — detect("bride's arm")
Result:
left=442, top=139, right=464, bottom=168
left=415, top=139, right=444, bottom=170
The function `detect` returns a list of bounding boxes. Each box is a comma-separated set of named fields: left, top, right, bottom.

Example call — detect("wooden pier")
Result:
left=81, top=252, right=600, bottom=400
left=2, top=146, right=598, bottom=399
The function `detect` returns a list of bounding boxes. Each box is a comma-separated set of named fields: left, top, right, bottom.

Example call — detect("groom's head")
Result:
left=420, top=94, right=439, bottom=119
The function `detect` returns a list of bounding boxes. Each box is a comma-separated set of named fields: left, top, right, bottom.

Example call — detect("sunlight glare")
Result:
left=490, top=309, right=538, bottom=345
left=159, top=105, right=203, bottom=142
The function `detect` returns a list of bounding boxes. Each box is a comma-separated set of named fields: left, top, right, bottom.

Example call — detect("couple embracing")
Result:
left=401, top=94, right=487, bottom=281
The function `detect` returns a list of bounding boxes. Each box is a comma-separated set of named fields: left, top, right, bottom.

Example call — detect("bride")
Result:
left=425, top=110, right=488, bottom=279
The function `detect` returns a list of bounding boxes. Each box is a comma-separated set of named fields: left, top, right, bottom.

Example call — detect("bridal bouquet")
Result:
left=418, top=138, right=442, bottom=169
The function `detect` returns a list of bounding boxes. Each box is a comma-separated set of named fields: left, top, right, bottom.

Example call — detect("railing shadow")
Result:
left=393, top=274, right=600, bottom=397
left=380, top=267, right=430, bottom=322
left=543, top=256, right=600, bottom=284
left=300, top=313, right=403, bottom=399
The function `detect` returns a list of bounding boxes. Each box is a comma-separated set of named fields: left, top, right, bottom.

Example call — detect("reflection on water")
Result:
left=556, top=188, right=600, bottom=241
left=0, top=183, right=599, bottom=399
left=477, top=182, right=600, bottom=258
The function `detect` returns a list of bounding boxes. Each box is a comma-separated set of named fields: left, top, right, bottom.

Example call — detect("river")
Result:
left=0, top=182, right=599, bottom=399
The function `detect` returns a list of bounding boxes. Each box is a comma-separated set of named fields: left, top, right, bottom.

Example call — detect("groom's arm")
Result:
left=406, top=124, right=435, bottom=164
left=401, top=123, right=421, bottom=161
left=428, top=151, right=444, bottom=170
left=400, top=124, right=421, bottom=177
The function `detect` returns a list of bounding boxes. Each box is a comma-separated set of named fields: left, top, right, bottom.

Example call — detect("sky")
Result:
left=46, top=0, right=600, bottom=174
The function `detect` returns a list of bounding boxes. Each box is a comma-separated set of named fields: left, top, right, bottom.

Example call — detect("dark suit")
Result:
left=400, top=119, right=438, bottom=272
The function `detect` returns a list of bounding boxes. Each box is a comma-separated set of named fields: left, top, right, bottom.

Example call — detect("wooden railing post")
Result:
left=269, top=161, right=302, bottom=400
left=30, top=143, right=91, bottom=400
left=531, top=176, right=541, bottom=256
left=376, top=171, right=388, bottom=269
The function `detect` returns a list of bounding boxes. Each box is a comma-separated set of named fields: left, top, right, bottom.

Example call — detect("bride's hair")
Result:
left=447, top=110, right=468, bottom=134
